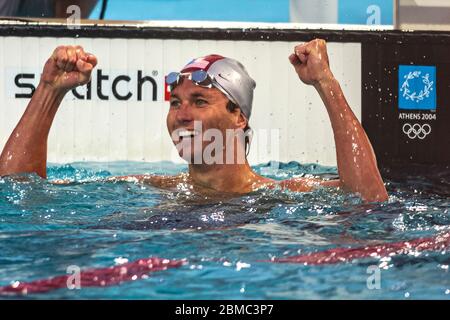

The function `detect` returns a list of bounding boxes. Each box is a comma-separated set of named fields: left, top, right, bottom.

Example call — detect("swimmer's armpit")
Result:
left=279, top=177, right=342, bottom=192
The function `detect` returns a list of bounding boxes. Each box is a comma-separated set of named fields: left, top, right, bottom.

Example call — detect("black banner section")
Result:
left=0, top=23, right=449, bottom=44
left=0, top=300, right=446, bottom=319
left=361, top=38, right=450, bottom=167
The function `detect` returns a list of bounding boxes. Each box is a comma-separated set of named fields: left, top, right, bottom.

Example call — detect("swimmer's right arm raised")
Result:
left=0, top=45, right=97, bottom=178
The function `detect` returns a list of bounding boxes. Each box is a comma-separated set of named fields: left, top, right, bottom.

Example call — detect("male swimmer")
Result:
left=0, top=39, right=388, bottom=202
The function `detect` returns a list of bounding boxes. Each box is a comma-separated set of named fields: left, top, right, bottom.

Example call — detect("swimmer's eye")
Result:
left=170, top=99, right=181, bottom=108
left=195, top=99, right=208, bottom=107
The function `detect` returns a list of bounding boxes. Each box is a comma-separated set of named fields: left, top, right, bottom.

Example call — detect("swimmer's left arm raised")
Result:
left=287, top=39, right=388, bottom=202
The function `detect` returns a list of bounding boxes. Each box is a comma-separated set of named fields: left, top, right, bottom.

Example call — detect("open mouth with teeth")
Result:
left=177, top=130, right=200, bottom=141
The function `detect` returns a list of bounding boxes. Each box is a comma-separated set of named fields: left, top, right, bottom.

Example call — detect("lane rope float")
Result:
left=1, top=232, right=449, bottom=295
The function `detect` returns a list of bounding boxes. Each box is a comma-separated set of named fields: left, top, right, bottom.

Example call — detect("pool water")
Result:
left=0, top=161, right=449, bottom=299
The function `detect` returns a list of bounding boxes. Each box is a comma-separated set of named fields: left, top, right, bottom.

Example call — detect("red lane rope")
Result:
left=1, top=233, right=449, bottom=295
left=0, top=257, right=186, bottom=295
left=266, top=232, right=450, bottom=265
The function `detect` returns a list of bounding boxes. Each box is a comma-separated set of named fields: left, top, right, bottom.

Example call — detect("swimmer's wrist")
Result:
left=38, top=81, right=68, bottom=98
left=314, top=71, right=336, bottom=90
left=34, top=83, right=67, bottom=110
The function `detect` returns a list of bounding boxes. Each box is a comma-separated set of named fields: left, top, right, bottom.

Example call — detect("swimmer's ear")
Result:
left=226, top=100, right=247, bottom=129
left=235, top=110, right=247, bottom=130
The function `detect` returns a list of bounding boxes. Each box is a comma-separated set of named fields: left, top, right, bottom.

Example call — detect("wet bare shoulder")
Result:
left=106, top=173, right=187, bottom=189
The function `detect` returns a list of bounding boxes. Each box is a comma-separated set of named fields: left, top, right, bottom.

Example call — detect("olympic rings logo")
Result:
left=402, top=123, right=431, bottom=140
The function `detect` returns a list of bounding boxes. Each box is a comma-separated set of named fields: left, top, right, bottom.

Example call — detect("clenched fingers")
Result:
left=65, top=46, right=77, bottom=72
left=77, top=53, right=97, bottom=72
left=288, top=53, right=302, bottom=66
left=52, top=45, right=96, bottom=73
left=294, top=43, right=310, bottom=63
left=52, top=46, right=69, bottom=70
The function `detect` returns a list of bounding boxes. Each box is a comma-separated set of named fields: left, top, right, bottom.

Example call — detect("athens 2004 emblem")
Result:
left=400, top=70, right=434, bottom=103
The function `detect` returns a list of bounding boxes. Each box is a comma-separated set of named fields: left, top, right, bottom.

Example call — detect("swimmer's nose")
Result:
left=175, top=102, right=194, bottom=125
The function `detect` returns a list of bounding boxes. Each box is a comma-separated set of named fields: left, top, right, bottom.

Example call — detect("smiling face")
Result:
left=166, top=79, right=246, bottom=164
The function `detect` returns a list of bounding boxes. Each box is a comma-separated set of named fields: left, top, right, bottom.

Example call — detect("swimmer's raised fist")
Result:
left=288, top=39, right=334, bottom=87
left=41, top=45, right=98, bottom=92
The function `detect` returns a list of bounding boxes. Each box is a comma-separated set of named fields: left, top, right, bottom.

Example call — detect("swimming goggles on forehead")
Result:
left=166, top=70, right=214, bottom=89
left=166, top=70, right=237, bottom=104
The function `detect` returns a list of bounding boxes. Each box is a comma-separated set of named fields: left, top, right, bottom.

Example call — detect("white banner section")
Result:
left=0, top=37, right=361, bottom=166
